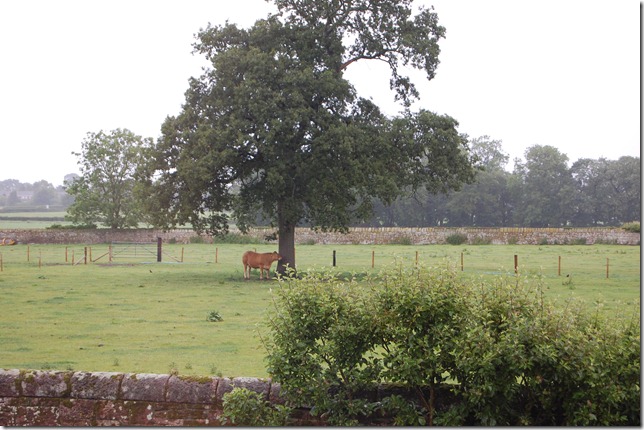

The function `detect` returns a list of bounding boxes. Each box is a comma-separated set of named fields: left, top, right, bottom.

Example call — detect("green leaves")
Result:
left=143, top=1, right=477, bottom=270
left=66, top=128, right=153, bottom=229
left=221, top=387, right=291, bottom=426
left=263, top=266, right=640, bottom=425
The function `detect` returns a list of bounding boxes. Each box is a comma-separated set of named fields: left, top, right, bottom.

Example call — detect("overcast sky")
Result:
left=0, top=0, right=640, bottom=186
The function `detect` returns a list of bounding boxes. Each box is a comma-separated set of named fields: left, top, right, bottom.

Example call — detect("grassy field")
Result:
left=0, top=212, right=72, bottom=229
left=0, top=243, right=639, bottom=378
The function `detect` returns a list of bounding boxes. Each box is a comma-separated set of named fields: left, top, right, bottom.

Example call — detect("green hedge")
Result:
left=260, top=266, right=640, bottom=426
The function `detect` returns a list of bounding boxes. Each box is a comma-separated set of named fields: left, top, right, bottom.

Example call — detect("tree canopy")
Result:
left=66, top=128, right=153, bottom=229
left=142, top=0, right=479, bottom=271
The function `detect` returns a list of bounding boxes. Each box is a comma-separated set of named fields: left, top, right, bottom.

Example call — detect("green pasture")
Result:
left=0, top=243, right=639, bottom=378
left=0, top=212, right=71, bottom=229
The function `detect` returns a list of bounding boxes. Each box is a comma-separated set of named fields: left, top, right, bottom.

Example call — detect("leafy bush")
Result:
left=471, top=235, right=492, bottom=245
left=389, top=235, right=413, bottom=245
left=221, top=387, right=291, bottom=426
left=622, top=221, right=640, bottom=233
left=263, top=266, right=640, bottom=426
left=445, top=233, right=468, bottom=245
left=213, top=232, right=265, bottom=244
left=47, top=223, right=97, bottom=229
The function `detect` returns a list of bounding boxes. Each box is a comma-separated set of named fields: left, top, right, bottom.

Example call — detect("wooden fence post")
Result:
left=157, top=237, right=162, bottom=263
left=372, top=250, right=375, bottom=268
left=333, top=250, right=336, bottom=267
left=558, top=256, right=561, bottom=276
left=514, top=254, right=518, bottom=274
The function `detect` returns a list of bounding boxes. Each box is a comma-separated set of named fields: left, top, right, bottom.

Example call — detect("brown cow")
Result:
left=242, top=251, right=283, bottom=280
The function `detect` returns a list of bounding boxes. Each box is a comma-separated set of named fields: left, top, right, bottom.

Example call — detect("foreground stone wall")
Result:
left=0, top=369, right=449, bottom=426
left=0, top=227, right=639, bottom=245
left=0, top=369, right=286, bottom=426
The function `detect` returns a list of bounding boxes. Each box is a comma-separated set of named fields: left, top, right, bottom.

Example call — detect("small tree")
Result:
left=65, top=128, right=153, bottom=229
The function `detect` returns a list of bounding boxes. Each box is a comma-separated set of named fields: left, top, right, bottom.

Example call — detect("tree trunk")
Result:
left=277, top=222, right=296, bottom=276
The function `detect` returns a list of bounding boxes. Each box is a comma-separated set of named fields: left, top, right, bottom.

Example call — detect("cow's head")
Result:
left=273, top=251, right=283, bottom=261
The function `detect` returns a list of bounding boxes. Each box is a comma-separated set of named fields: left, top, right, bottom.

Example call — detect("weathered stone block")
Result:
left=124, top=400, right=155, bottom=425
left=12, top=398, right=61, bottom=426
left=166, top=375, right=217, bottom=404
left=95, top=399, right=129, bottom=424
left=58, top=398, right=95, bottom=426
left=71, top=371, right=123, bottom=400
left=20, top=370, right=71, bottom=398
left=120, top=373, right=168, bottom=402
left=0, top=369, right=21, bottom=397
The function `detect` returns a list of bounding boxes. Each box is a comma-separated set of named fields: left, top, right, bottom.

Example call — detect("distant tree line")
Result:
left=0, top=176, right=77, bottom=211
left=0, top=136, right=638, bottom=229
left=356, top=137, right=640, bottom=228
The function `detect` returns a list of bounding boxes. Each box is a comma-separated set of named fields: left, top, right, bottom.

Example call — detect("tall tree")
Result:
left=143, top=1, right=477, bottom=272
left=445, top=136, right=512, bottom=226
left=31, top=180, right=57, bottom=206
left=513, top=145, right=575, bottom=227
left=66, top=129, right=153, bottom=229
left=570, top=158, right=611, bottom=226
left=603, top=156, right=641, bottom=224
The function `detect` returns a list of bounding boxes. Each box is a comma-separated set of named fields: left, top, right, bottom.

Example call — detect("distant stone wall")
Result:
left=291, top=227, right=640, bottom=245
left=0, top=227, right=639, bottom=245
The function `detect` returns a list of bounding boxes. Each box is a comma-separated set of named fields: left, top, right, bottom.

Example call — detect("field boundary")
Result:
left=0, top=369, right=281, bottom=426
left=0, top=369, right=452, bottom=426
left=0, top=226, right=639, bottom=245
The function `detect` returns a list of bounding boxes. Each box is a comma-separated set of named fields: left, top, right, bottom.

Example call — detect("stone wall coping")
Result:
left=0, top=369, right=278, bottom=406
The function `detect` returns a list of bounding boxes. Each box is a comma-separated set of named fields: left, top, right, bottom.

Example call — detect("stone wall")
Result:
left=0, top=369, right=285, bottom=426
left=0, top=227, right=639, bottom=245
left=0, top=369, right=451, bottom=426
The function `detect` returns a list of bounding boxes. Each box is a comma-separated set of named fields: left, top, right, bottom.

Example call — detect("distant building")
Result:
left=16, top=191, right=33, bottom=201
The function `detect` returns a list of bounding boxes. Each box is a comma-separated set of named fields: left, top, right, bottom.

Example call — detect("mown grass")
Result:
left=0, top=243, right=639, bottom=378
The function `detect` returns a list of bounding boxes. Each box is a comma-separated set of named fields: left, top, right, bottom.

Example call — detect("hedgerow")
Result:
left=257, top=265, right=640, bottom=426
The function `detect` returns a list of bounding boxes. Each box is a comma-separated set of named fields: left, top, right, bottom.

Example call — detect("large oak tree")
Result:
left=143, top=0, right=478, bottom=273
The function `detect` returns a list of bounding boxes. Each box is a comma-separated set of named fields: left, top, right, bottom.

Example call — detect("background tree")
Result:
left=31, top=180, right=57, bottom=206
left=604, top=156, right=640, bottom=224
left=66, top=128, right=153, bottom=229
left=445, top=136, right=512, bottom=226
left=569, top=158, right=611, bottom=226
left=512, top=145, right=575, bottom=227
left=143, top=0, right=477, bottom=272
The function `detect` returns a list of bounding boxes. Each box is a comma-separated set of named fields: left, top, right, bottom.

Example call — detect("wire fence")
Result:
left=0, top=243, right=639, bottom=282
